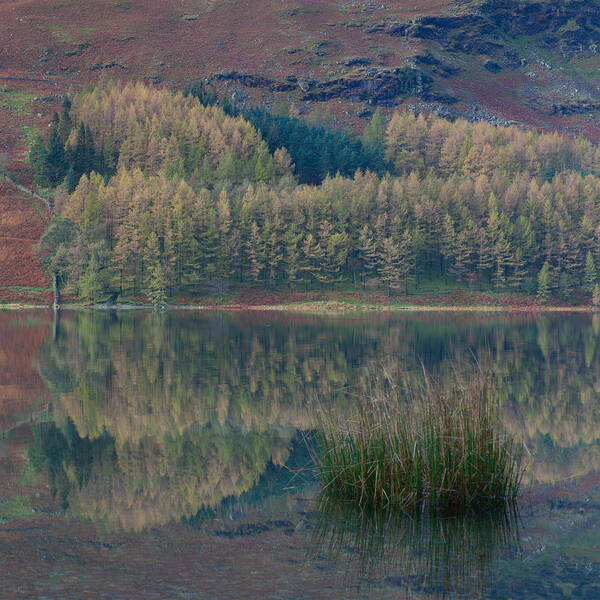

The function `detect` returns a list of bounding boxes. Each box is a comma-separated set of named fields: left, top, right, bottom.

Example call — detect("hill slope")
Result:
left=3, top=0, right=600, bottom=299
left=3, top=0, right=600, bottom=134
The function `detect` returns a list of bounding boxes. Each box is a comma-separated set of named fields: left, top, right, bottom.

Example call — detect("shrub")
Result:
left=313, top=370, right=525, bottom=513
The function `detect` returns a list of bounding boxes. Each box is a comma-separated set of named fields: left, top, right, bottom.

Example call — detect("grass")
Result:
left=0, top=495, right=32, bottom=522
left=313, top=369, right=525, bottom=514
left=0, top=87, right=34, bottom=115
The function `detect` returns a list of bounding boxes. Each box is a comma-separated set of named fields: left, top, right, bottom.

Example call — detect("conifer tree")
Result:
left=585, top=250, right=597, bottom=293
left=144, top=233, right=167, bottom=307
left=537, top=262, right=551, bottom=303
left=300, top=233, right=324, bottom=285
left=29, top=135, right=50, bottom=187
left=397, top=229, right=415, bottom=295
left=378, top=237, right=401, bottom=295
left=79, top=253, right=103, bottom=303
left=283, top=227, right=300, bottom=285
left=248, top=222, right=265, bottom=282
left=57, top=97, right=73, bottom=143
left=46, top=129, right=67, bottom=186
left=358, top=225, right=378, bottom=283
left=508, top=249, right=526, bottom=290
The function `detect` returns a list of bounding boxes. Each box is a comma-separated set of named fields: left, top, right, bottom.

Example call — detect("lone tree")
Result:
left=35, top=218, right=77, bottom=307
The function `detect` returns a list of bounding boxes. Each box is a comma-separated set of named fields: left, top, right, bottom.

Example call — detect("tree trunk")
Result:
left=53, top=273, right=60, bottom=308
left=52, top=306, right=60, bottom=341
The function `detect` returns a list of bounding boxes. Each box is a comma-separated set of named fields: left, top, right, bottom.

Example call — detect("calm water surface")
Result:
left=0, top=310, right=599, bottom=599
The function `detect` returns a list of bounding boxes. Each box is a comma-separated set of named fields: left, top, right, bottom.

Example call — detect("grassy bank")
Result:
left=312, top=371, right=525, bottom=514
left=2, top=285, right=598, bottom=313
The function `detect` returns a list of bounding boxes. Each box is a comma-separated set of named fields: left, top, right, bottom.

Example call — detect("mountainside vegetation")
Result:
left=32, top=81, right=600, bottom=304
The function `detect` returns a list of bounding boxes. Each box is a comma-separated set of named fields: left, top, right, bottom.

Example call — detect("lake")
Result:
left=1, top=309, right=599, bottom=599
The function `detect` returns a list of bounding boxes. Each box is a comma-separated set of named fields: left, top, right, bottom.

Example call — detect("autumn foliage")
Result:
left=35, top=81, right=600, bottom=304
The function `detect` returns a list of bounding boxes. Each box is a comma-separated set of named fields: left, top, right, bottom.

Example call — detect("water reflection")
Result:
left=310, top=497, right=521, bottom=599
left=23, top=309, right=600, bottom=534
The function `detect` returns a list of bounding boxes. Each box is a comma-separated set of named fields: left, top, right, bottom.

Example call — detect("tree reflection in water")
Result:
left=29, top=309, right=600, bottom=534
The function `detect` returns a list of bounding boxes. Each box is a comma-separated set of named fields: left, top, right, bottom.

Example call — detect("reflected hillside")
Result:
left=28, top=419, right=296, bottom=533
left=0, top=311, right=52, bottom=432
left=31, top=310, right=600, bottom=530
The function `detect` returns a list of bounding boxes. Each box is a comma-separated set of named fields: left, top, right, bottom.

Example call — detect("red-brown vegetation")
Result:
left=0, top=310, right=51, bottom=431
left=0, top=182, right=51, bottom=302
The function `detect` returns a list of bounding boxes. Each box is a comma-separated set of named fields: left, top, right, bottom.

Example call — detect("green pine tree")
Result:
left=585, top=250, right=597, bottom=293
left=79, top=253, right=104, bottom=304
left=536, top=261, right=551, bottom=303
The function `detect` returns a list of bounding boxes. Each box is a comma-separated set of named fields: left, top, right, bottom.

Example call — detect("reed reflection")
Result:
left=310, top=496, right=522, bottom=599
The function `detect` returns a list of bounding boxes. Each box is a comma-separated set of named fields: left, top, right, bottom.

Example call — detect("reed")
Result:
left=313, top=370, right=525, bottom=513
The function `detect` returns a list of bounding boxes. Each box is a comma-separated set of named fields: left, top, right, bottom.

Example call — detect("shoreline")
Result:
left=2, top=300, right=599, bottom=314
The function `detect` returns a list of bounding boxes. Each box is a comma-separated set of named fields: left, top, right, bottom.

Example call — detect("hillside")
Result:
left=3, top=1, right=600, bottom=134
left=0, top=181, right=51, bottom=302
left=3, top=0, right=600, bottom=300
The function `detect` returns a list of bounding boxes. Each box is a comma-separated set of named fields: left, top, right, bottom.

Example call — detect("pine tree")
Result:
left=283, top=227, right=300, bottom=285
left=300, top=233, right=324, bottom=284
left=378, top=237, right=401, bottom=295
left=71, top=123, right=87, bottom=178
left=593, top=283, right=600, bottom=307
left=537, top=262, right=551, bottom=303
left=46, top=129, right=67, bottom=186
left=146, top=261, right=167, bottom=307
left=144, top=233, right=167, bottom=306
left=79, top=252, right=104, bottom=303
left=492, top=231, right=510, bottom=290
left=585, top=250, right=597, bottom=293
left=477, top=228, right=493, bottom=284
left=65, top=166, right=79, bottom=193
left=247, top=221, right=265, bottom=282
left=397, top=229, right=414, bottom=295
left=441, top=213, right=455, bottom=279
left=362, top=109, right=386, bottom=149
left=57, top=97, right=73, bottom=143
left=358, top=225, right=378, bottom=283
left=323, top=232, right=349, bottom=285
left=264, top=220, right=283, bottom=283
left=508, top=249, right=526, bottom=290
left=29, top=135, right=50, bottom=187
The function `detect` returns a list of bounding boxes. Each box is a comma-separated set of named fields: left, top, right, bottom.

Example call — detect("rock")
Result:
left=90, top=60, right=126, bottom=71
left=301, top=66, right=432, bottom=104
left=213, top=71, right=296, bottom=92
left=552, top=101, right=600, bottom=116
left=484, top=60, right=502, bottom=73
left=413, top=52, right=459, bottom=77
left=388, top=1, right=600, bottom=60
left=345, top=57, right=373, bottom=67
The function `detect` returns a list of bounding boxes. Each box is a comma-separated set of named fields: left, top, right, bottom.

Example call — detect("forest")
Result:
left=31, top=80, right=600, bottom=304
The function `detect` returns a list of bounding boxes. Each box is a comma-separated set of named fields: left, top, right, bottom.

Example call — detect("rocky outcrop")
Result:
left=388, top=0, right=600, bottom=60
left=552, top=101, right=600, bottom=116
left=301, top=67, right=432, bottom=104
left=213, top=71, right=296, bottom=92
left=214, top=66, right=441, bottom=106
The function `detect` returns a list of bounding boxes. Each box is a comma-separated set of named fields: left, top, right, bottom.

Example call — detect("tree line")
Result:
left=33, top=81, right=600, bottom=303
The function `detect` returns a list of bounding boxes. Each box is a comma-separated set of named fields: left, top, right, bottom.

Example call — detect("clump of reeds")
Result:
left=313, top=369, right=525, bottom=513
